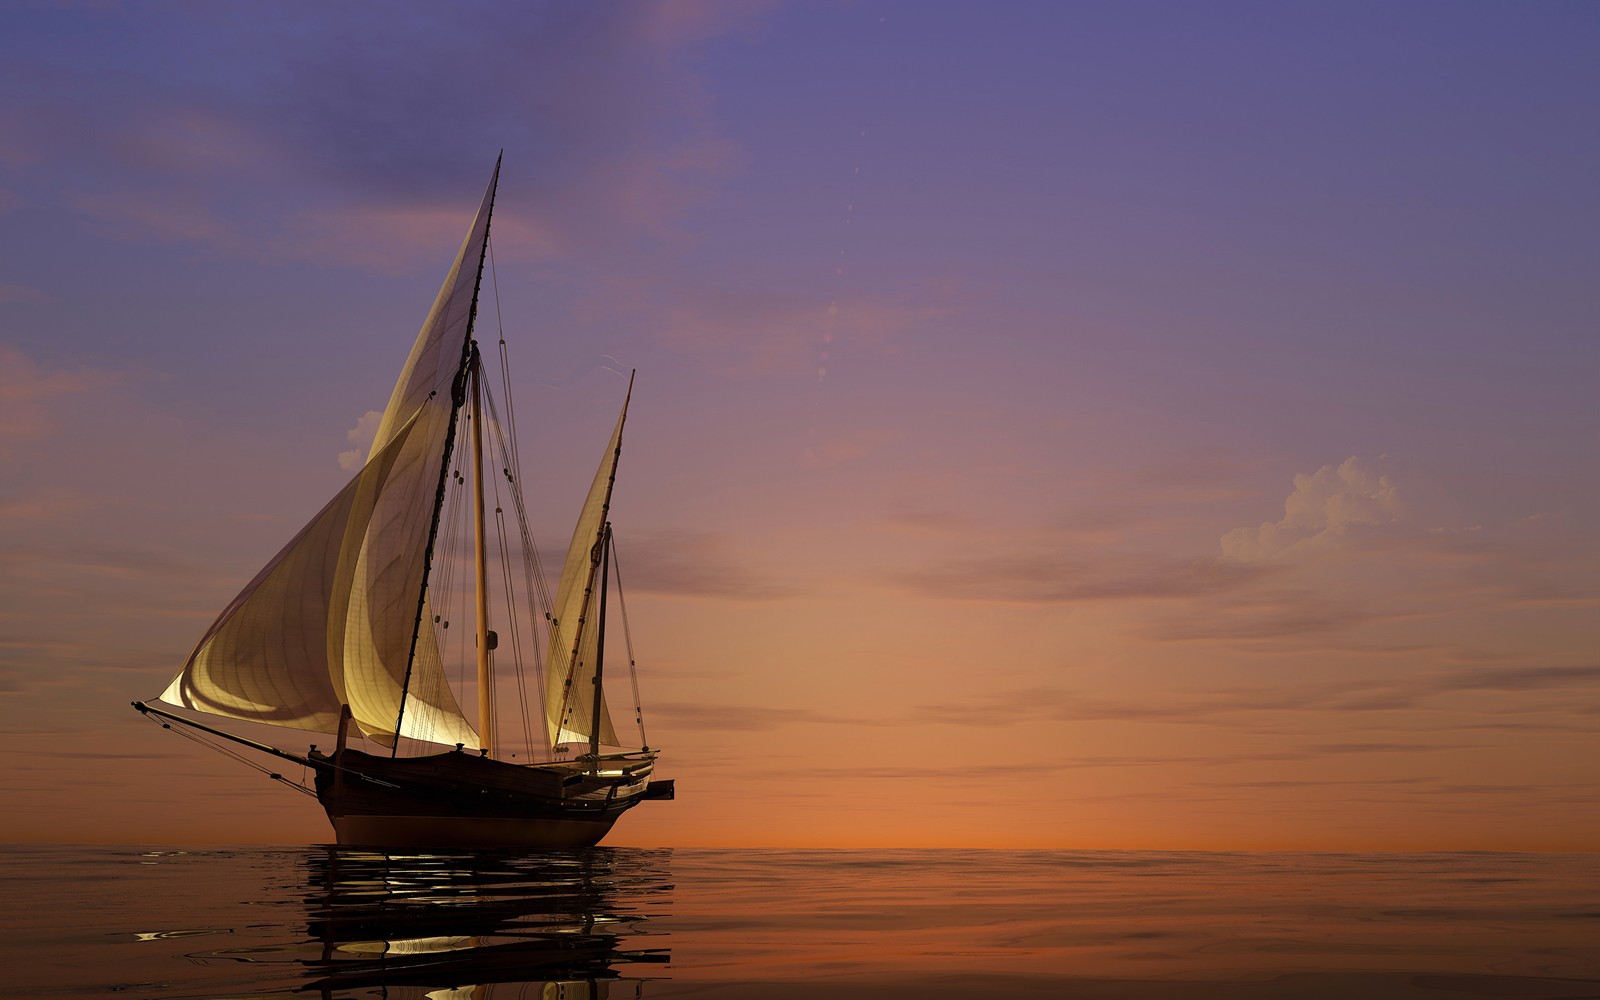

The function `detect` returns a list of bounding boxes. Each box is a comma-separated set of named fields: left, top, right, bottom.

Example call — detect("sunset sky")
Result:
left=2, top=1, right=1595, bottom=850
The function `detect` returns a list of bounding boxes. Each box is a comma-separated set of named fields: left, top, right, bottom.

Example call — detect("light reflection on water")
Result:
left=297, top=848, right=670, bottom=997
left=1, top=846, right=1597, bottom=998
left=6, top=845, right=671, bottom=999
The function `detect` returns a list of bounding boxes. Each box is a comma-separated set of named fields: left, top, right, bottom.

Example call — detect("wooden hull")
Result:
left=311, top=747, right=667, bottom=849
left=329, top=811, right=624, bottom=849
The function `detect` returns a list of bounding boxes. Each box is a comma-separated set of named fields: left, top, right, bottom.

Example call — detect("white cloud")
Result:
left=1222, top=456, right=1400, bottom=560
left=337, top=409, right=384, bottom=471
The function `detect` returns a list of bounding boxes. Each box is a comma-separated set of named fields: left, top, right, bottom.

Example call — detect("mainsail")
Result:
left=159, top=163, right=502, bottom=749
left=544, top=384, right=630, bottom=749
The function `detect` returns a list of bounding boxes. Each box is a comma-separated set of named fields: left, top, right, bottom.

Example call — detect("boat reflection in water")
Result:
left=300, top=846, right=672, bottom=999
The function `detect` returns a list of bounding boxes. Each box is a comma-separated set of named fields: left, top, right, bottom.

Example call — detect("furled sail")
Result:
left=544, top=388, right=630, bottom=749
left=159, top=163, right=502, bottom=749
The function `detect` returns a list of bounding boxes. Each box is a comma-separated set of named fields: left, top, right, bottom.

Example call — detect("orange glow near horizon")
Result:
left=1, top=3, right=1596, bottom=852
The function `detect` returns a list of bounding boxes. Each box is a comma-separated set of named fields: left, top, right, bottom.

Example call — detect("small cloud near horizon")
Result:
left=338, top=410, right=384, bottom=471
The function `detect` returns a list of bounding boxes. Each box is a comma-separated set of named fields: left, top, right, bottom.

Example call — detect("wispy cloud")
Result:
left=658, top=291, right=934, bottom=376
left=648, top=702, right=860, bottom=732
left=1155, top=593, right=1397, bottom=641
left=1441, top=664, right=1600, bottom=692
left=0, top=282, right=42, bottom=304
left=0, top=346, right=128, bottom=456
left=890, top=551, right=1274, bottom=604
left=1196, top=776, right=1434, bottom=789
left=618, top=529, right=797, bottom=600
left=650, top=662, right=1595, bottom=742
left=880, top=498, right=975, bottom=536
left=744, top=749, right=1474, bottom=786
left=73, top=190, right=242, bottom=252
left=803, top=427, right=904, bottom=470
left=8, top=4, right=772, bottom=271
left=0, top=542, right=192, bottom=581
left=901, top=663, right=1599, bottom=729
left=0, top=486, right=95, bottom=525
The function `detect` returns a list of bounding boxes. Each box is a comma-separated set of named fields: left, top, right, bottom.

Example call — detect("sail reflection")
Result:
left=300, top=846, right=672, bottom=998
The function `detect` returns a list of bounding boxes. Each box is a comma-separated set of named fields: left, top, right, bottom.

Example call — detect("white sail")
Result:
left=543, top=391, right=630, bottom=749
left=159, top=164, right=501, bottom=749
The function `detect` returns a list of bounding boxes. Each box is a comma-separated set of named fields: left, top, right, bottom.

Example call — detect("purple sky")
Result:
left=1, top=1, right=1596, bottom=847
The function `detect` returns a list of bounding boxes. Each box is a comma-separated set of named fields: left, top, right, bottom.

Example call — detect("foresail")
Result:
left=159, top=441, right=389, bottom=737
left=159, top=162, right=500, bottom=750
left=163, top=409, right=473, bottom=745
left=543, top=393, right=630, bottom=749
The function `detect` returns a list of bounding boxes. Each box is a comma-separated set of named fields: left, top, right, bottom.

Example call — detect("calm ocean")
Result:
left=1, top=846, right=1595, bottom=999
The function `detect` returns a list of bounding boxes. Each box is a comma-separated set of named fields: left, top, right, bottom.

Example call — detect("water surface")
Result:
left=2, top=846, right=1595, bottom=998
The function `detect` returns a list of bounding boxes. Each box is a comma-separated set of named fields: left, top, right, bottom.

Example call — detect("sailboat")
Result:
left=133, top=158, right=672, bottom=848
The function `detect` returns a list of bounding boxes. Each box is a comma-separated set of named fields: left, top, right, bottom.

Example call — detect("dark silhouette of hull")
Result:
left=311, top=748, right=672, bottom=849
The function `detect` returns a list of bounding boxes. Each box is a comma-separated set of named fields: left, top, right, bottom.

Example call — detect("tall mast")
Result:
left=470, top=346, right=495, bottom=757
left=589, top=522, right=612, bottom=766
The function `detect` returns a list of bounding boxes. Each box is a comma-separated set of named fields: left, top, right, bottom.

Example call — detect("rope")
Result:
left=481, top=371, right=558, bottom=757
left=608, top=534, right=649, bottom=750
left=494, top=503, right=537, bottom=756
left=427, top=443, right=468, bottom=739
left=414, top=236, right=565, bottom=761
left=486, top=445, right=536, bottom=758
left=484, top=354, right=553, bottom=621
left=140, top=712, right=317, bottom=797
left=478, top=378, right=530, bottom=757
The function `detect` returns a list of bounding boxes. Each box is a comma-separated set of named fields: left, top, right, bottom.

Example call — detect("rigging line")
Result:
left=482, top=387, right=520, bottom=752
left=451, top=415, right=472, bottom=695
left=485, top=647, right=499, bottom=750
left=485, top=429, right=536, bottom=759
left=487, top=243, right=513, bottom=463
left=588, top=521, right=613, bottom=762
left=150, top=713, right=400, bottom=790
left=487, top=270, right=524, bottom=501
left=483, top=368, right=550, bottom=617
left=487, top=235, right=544, bottom=676
left=494, top=503, right=536, bottom=757
left=480, top=378, right=553, bottom=735
left=470, top=398, right=508, bottom=755
left=488, top=231, right=506, bottom=345
left=491, top=357, right=547, bottom=637
left=608, top=533, right=648, bottom=750
left=435, top=458, right=467, bottom=713
left=499, top=339, right=520, bottom=485
left=453, top=468, right=468, bottom=672
left=141, top=712, right=317, bottom=797
left=479, top=379, right=534, bottom=755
